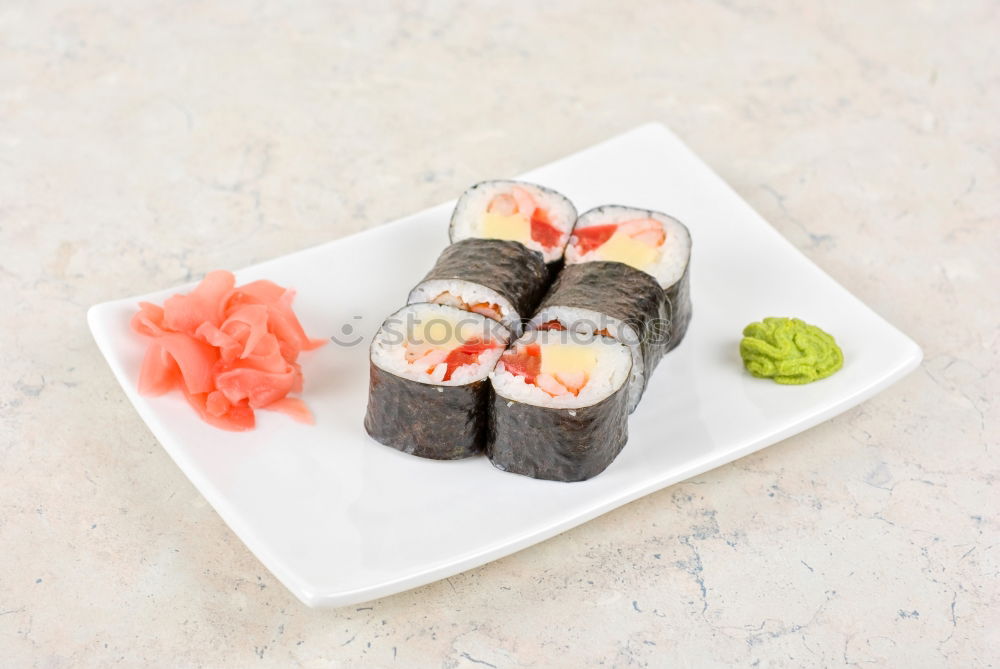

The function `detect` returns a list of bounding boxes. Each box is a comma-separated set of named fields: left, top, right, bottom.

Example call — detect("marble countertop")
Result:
left=1, top=1, right=996, bottom=666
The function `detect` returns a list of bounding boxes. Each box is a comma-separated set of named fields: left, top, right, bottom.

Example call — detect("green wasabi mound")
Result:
left=740, top=317, right=843, bottom=385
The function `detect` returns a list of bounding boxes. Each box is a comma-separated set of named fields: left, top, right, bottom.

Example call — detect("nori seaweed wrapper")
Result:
left=364, top=363, right=490, bottom=460
left=364, top=303, right=509, bottom=460
left=410, top=238, right=550, bottom=325
left=663, top=260, right=692, bottom=353
left=535, top=261, right=694, bottom=405
left=562, top=204, right=693, bottom=355
left=487, top=381, right=630, bottom=482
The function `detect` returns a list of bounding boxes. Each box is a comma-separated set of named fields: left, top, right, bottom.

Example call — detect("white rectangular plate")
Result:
left=88, top=124, right=921, bottom=607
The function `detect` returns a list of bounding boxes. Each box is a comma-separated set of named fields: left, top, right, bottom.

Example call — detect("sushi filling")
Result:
left=529, top=307, right=645, bottom=409
left=372, top=304, right=508, bottom=385
left=565, top=206, right=691, bottom=289
left=537, top=319, right=612, bottom=338
left=499, top=342, right=593, bottom=397
left=491, top=331, right=632, bottom=408
left=566, top=218, right=666, bottom=271
left=481, top=186, right=564, bottom=251
left=431, top=291, right=502, bottom=322
left=451, top=181, right=577, bottom=263
left=408, top=279, right=519, bottom=334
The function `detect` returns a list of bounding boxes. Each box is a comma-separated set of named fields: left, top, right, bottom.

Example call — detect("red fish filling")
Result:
left=529, top=207, right=563, bottom=248
left=570, top=218, right=666, bottom=255
left=486, top=187, right=563, bottom=250
left=442, top=340, right=500, bottom=381
left=405, top=337, right=502, bottom=382
left=572, top=224, right=619, bottom=255
left=499, top=343, right=542, bottom=384
left=499, top=344, right=590, bottom=397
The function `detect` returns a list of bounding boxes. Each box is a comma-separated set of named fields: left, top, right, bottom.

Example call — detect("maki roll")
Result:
left=528, top=262, right=668, bottom=412
left=488, top=329, right=632, bottom=482
left=564, top=206, right=692, bottom=348
left=450, top=180, right=577, bottom=268
left=365, top=303, right=510, bottom=459
left=408, top=238, right=548, bottom=337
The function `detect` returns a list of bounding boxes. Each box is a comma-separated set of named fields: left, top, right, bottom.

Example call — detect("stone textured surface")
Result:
left=1, top=1, right=998, bottom=666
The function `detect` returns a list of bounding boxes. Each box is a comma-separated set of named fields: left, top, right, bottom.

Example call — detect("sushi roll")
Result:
left=565, top=206, right=691, bottom=289
left=488, top=329, right=632, bottom=482
left=407, top=238, right=548, bottom=337
left=365, top=303, right=510, bottom=459
left=563, top=204, right=693, bottom=353
left=528, top=262, right=668, bottom=413
left=450, top=180, right=577, bottom=268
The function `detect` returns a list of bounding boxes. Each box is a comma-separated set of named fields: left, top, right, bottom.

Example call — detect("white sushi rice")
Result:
left=371, top=303, right=509, bottom=386
left=407, top=278, right=522, bottom=337
left=450, top=180, right=578, bottom=263
left=527, top=305, right=645, bottom=411
left=490, top=330, right=632, bottom=409
left=565, top=205, right=691, bottom=289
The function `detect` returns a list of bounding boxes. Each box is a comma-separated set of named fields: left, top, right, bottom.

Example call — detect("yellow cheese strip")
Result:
left=595, top=230, right=660, bottom=270
left=410, top=312, right=472, bottom=350
left=482, top=211, right=531, bottom=244
left=539, top=343, right=598, bottom=376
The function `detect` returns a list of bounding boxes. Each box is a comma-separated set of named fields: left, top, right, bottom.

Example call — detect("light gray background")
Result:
left=1, top=1, right=996, bottom=666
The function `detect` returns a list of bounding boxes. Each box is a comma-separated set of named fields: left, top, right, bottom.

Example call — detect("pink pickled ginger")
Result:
left=131, top=270, right=325, bottom=431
